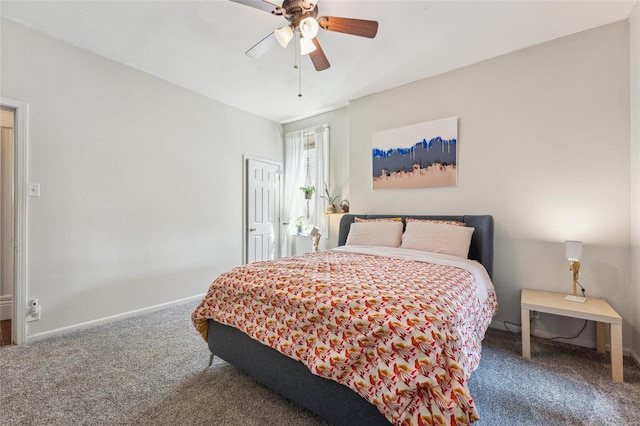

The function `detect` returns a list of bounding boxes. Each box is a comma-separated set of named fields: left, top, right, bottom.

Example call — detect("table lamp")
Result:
left=309, top=226, right=321, bottom=252
left=565, top=240, right=587, bottom=303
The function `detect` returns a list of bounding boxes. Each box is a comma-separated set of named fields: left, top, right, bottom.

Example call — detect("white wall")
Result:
left=1, top=19, right=282, bottom=336
left=630, top=3, right=640, bottom=362
left=283, top=108, right=350, bottom=249
left=348, top=22, right=633, bottom=350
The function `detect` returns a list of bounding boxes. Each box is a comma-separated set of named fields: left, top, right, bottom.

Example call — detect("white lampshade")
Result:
left=300, top=36, right=317, bottom=55
left=565, top=240, right=582, bottom=261
left=274, top=25, right=294, bottom=48
left=309, top=226, right=319, bottom=237
left=299, top=17, right=319, bottom=39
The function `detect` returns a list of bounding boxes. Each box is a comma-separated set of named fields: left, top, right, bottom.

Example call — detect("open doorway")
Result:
left=0, top=107, right=15, bottom=346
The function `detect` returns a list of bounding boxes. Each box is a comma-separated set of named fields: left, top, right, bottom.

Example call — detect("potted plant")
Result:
left=295, top=215, right=304, bottom=234
left=299, top=185, right=315, bottom=218
left=320, top=184, right=339, bottom=214
left=299, top=185, right=315, bottom=200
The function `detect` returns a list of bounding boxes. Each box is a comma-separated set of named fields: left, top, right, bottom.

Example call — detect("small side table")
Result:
left=521, top=288, right=623, bottom=382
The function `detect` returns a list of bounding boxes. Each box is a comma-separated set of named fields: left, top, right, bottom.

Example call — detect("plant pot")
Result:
left=326, top=205, right=335, bottom=214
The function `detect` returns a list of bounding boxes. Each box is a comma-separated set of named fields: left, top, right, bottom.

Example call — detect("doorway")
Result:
left=0, top=108, right=15, bottom=346
left=244, top=157, right=282, bottom=264
left=1, top=97, right=27, bottom=346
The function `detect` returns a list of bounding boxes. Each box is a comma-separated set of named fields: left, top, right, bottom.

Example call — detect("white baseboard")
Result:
left=26, top=294, right=205, bottom=342
left=490, top=319, right=519, bottom=333
left=489, top=319, right=633, bottom=357
left=490, top=320, right=596, bottom=350
left=0, top=295, right=13, bottom=321
left=631, top=349, right=640, bottom=369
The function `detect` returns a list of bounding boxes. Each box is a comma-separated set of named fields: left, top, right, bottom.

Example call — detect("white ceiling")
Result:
left=1, top=0, right=636, bottom=123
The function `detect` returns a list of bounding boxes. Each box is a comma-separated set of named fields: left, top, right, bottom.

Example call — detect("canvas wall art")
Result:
left=372, top=117, right=458, bottom=189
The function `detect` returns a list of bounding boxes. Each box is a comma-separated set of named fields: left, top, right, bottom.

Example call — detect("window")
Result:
left=298, top=132, right=317, bottom=225
left=282, top=125, right=329, bottom=256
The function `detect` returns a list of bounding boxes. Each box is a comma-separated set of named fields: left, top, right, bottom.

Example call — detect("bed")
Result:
left=192, top=214, right=497, bottom=426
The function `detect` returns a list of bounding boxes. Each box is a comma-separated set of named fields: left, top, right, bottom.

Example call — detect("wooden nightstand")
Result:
left=521, top=288, right=623, bottom=382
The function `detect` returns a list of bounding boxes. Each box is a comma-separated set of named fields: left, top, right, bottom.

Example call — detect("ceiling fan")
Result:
left=230, top=0, right=378, bottom=71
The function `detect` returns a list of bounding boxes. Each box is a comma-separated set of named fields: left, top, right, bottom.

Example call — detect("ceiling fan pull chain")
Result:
left=298, top=58, right=303, bottom=97
left=297, top=35, right=303, bottom=97
left=293, top=34, right=299, bottom=70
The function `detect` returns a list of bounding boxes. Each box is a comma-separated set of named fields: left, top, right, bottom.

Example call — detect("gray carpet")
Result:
left=1, top=300, right=639, bottom=425
left=470, top=328, right=640, bottom=425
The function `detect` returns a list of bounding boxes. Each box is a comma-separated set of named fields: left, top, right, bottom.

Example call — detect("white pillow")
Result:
left=400, top=221, right=474, bottom=258
left=345, top=221, right=403, bottom=247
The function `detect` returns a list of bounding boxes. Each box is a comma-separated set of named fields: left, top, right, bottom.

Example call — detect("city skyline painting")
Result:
left=372, top=117, right=458, bottom=189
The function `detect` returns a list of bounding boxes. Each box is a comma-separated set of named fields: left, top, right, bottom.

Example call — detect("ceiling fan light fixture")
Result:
left=274, top=25, right=294, bottom=48
left=299, top=16, right=319, bottom=39
left=299, top=36, right=317, bottom=55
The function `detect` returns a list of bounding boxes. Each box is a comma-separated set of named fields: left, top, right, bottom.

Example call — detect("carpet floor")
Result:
left=1, top=300, right=639, bottom=425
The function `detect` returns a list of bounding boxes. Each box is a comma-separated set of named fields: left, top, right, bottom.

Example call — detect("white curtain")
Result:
left=282, top=131, right=304, bottom=257
left=281, top=125, right=330, bottom=256
left=313, top=126, right=329, bottom=239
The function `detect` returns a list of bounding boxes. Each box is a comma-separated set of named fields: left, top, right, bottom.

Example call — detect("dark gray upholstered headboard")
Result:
left=338, top=214, right=494, bottom=279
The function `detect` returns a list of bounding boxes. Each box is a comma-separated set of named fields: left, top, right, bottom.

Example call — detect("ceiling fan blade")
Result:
left=309, top=38, right=330, bottom=71
left=245, top=32, right=277, bottom=58
left=318, top=16, right=378, bottom=39
left=229, top=0, right=281, bottom=14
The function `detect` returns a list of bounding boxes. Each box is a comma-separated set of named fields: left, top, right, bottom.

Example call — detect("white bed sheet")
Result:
left=331, top=245, right=494, bottom=304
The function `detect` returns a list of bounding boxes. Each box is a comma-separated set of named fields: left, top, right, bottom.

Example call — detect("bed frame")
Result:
left=207, top=214, right=494, bottom=425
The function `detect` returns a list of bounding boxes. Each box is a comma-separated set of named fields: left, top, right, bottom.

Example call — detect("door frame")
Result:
left=1, top=98, right=28, bottom=345
left=242, top=155, right=282, bottom=265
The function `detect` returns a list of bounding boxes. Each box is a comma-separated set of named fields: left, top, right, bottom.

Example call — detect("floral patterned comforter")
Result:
left=192, top=247, right=498, bottom=426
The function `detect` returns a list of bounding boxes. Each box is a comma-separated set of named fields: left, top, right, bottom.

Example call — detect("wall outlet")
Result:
left=27, top=299, right=41, bottom=321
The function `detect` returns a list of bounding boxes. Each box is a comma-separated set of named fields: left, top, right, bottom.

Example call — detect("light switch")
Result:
left=27, top=183, right=41, bottom=197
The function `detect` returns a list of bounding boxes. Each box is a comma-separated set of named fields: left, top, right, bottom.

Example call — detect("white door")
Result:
left=246, top=158, right=281, bottom=263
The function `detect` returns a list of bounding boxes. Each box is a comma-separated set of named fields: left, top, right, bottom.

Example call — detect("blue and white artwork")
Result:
left=372, top=117, right=458, bottom=189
